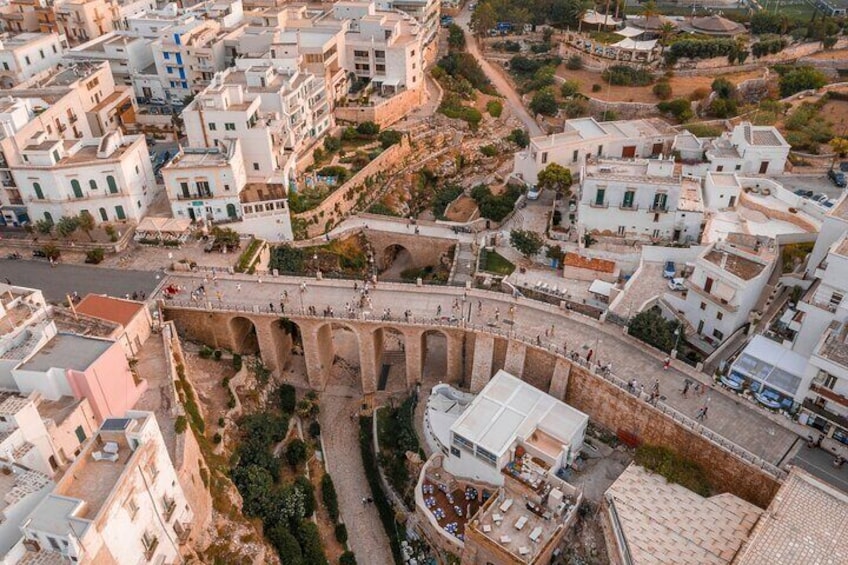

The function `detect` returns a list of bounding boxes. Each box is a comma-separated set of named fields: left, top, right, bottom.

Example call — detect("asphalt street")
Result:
left=791, top=443, right=848, bottom=493
left=0, top=259, right=162, bottom=302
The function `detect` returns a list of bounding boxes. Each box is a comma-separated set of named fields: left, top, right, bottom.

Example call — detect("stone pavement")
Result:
left=320, top=393, right=393, bottom=565
left=159, top=273, right=800, bottom=466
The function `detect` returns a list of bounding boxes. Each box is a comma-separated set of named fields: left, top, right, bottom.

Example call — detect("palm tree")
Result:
left=659, top=21, right=675, bottom=54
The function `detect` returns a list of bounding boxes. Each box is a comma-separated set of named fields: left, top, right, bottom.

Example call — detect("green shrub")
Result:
left=635, top=444, right=711, bottom=496
left=560, top=79, right=580, bottom=98
left=529, top=88, right=558, bottom=116
left=506, top=128, right=530, bottom=148
left=779, top=67, right=828, bottom=98
left=432, top=184, right=464, bottom=220
left=84, top=248, right=105, bottom=264
left=308, top=421, right=321, bottom=438
left=233, top=354, right=242, bottom=371
left=285, top=439, right=308, bottom=468
left=321, top=473, right=340, bottom=522
left=566, top=55, right=583, bottom=70
left=235, top=238, right=262, bottom=273
left=592, top=83, right=602, bottom=92
left=213, top=349, right=223, bottom=360
left=653, top=81, right=672, bottom=100
left=480, top=144, right=498, bottom=157
left=174, top=416, right=187, bottom=434
left=339, top=551, right=357, bottom=565
left=657, top=98, right=694, bottom=123
left=297, top=520, right=328, bottom=565
left=378, top=130, right=402, bottom=148
left=486, top=99, right=503, bottom=117
left=199, top=346, right=213, bottom=359
left=334, top=524, right=348, bottom=544
left=356, top=121, right=380, bottom=136
left=470, top=183, right=522, bottom=222
left=602, top=65, right=654, bottom=86
left=627, top=307, right=679, bottom=353
left=278, top=384, right=297, bottom=414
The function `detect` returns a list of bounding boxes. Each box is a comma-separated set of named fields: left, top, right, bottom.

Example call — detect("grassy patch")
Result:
left=588, top=31, right=624, bottom=45
left=635, top=444, right=712, bottom=497
left=480, top=249, right=515, bottom=275
left=684, top=123, right=724, bottom=138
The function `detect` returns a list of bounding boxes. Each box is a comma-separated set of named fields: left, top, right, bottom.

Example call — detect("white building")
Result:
left=150, top=17, right=228, bottom=104
left=376, top=0, right=439, bottom=44
left=0, top=32, right=66, bottom=88
left=330, top=1, right=424, bottom=98
left=63, top=32, right=154, bottom=96
left=673, top=122, right=791, bottom=177
left=440, top=370, right=588, bottom=486
left=513, top=117, right=678, bottom=185
left=667, top=235, right=776, bottom=347
left=20, top=412, right=193, bottom=564
left=578, top=158, right=704, bottom=243
left=0, top=462, right=53, bottom=564
left=13, top=130, right=157, bottom=225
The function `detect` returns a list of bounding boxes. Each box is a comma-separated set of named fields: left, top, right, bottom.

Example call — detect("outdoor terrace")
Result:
left=819, top=320, right=848, bottom=370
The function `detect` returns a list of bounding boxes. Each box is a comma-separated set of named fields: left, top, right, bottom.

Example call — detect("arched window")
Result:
left=226, top=203, right=238, bottom=218
left=70, top=179, right=82, bottom=198
left=89, top=179, right=98, bottom=190
left=33, top=182, right=44, bottom=200
left=106, top=175, right=118, bottom=194
left=99, top=207, right=108, bottom=222
left=43, top=212, right=53, bottom=224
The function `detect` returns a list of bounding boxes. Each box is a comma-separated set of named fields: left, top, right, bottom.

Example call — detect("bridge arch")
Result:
left=229, top=316, right=259, bottom=355
left=420, top=329, right=452, bottom=383
left=378, top=243, right=415, bottom=274
left=373, top=326, right=408, bottom=392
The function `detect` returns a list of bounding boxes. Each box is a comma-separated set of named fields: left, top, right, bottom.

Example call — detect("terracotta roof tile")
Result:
left=74, top=294, right=145, bottom=328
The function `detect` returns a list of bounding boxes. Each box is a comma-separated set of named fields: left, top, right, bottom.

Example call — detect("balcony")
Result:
left=589, top=201, right=608, bottom=209
left=810, top=383, right=848, bottom=410
left=176, top=192, right=213, bottom=201
left=803, top=398, right=848, bottom=429
left=163, top=499, right=176, bottom=522
left=174, top=521, right=191, bottom=544
left=649, top=204, right=668, bottom=213
left=69, top=114, right=78, bottom=123
left=683, top=280, right=739, bottom=312
left=57, top=123, right=67, bottom=133
left=618, top=203, right=639, bottom=211
left=143, top=537, right=159, bottom=561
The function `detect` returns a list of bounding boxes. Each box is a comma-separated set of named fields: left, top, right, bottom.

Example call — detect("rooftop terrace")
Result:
left=703, top=249, right=766, bottom=281
left=17, top=333, right=112, bottom=372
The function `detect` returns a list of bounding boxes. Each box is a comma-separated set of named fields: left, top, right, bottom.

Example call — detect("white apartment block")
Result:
left=376, top=0, right=439, bottom=44
left=330, top=1, right=425, bottom=97
left=163, top=138, right=247, bottom=223
left=514, top=117, right=678, bottom=185
left=54, top=0, right=157, bottom=45
left=151, top=18, right=228, bottom=103
left=21, top=412, right=193, bottom=564
left=64, top=32, right=154, bottom=96
left=578, top=158, right=704, bottom=244
left=673, top=122, right=790, bottom=177
left=0, top=62, right=133, bottom=223
left=0, top=462, right=53, bottom=564
left=0, top=32, right=66, bottom=88
left=0, top=0, right=45, bottom=34
left=13, top=130, right=157, bottom=225
left=668, top=235, right=775, bottom=347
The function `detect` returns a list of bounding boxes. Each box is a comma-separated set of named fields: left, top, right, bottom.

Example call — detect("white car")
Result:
left=667, top=278, right=686, bottom=291
left=526, top=186, right=541, bottom=200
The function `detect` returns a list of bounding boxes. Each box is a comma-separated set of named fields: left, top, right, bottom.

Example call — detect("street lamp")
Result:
left=672, top=325, right=682, bottom=358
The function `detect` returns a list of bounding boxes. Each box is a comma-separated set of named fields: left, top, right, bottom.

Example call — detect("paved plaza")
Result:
left=159, top=272, right=801, bottom=466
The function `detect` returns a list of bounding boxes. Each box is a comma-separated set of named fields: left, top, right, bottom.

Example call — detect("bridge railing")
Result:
left=164, top=297, right=787, bottom=480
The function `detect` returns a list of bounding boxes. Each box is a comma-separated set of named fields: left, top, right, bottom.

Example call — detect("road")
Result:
left=455, top=6, right=543, bottom=137
left=159, top=273, right=799, bottom=467
left=0, top=259, right=163, bottom=302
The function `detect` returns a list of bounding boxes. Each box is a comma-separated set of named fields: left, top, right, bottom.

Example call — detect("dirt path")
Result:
left=320, top=392, right=393, bottom=565
left=456, top=6, right=542, bottom=136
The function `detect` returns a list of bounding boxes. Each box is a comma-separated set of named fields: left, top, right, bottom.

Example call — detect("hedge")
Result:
left=321, top=473, right=340, bottom=522
left=359, top=417, right=403, bottom=564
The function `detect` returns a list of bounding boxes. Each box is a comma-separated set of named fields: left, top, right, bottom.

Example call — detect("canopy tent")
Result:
left=581, top=10, right=621, bottom=27
left=617, top=26, right=647, bottom=38
left=135, top=217, right=192, bottom=242
left=612, top=37, right=658, bottom=51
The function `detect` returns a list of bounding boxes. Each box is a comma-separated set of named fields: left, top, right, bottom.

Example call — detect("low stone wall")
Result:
left=4, top=223, right=135, bottom=254
left=586, top=98, right=658, bottom=120
left=335, top=87, right=424, bottom=129
left=674, top=38, right=848, bottom=71
left=739, top=191, right=818, bottom=232
left=294, top=137, right=413, bottom=238
left=564, top=362, right=781, bottom=508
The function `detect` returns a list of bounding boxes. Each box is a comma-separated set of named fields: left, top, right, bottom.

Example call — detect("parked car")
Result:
left=667, top=277, right=686, bottom=291
left=822, top=199, right=836, bottom=209
left=839, top=161, right=848, bottom=172
left=812, top=193, right=829, bottom=203
left=663, top=261, right=675, bottom=279
left=828, top=168, right=847, bottom=188
left=794, top=189, right=813, bottom=198
left=526, top=185, right=541, bottom=200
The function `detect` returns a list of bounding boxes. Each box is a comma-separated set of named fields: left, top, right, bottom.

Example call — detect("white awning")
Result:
left=136, top=217, right=191, bottom=234
left=589, top=279, right=614, bottom=297
left=617, top=26, right=646, bottom=38
left=612, top=38, right=658, bottom=51
left=582, top=10, right=621, bottom=26
left=377, top=77, right=401, bottom=87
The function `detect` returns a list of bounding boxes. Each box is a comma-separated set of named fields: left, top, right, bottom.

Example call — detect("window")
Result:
left=47, top=536, right=61, bottom=551
left=652, top=192, right=667, bottom=211
left=712, top=329, right=724, bottom=340
left=1, top=62, right=7, bottom=70
left=52, top=45, right=57, bottom=53
left=89, top=179, right=97, bottom=190
left=824, top=372, right=838, bottom=390
left=253, top=163, right=259, bottom=171
left=704, top=277, right=714, bottom=293
left=196, top=181, right=210, bottom=195
left=617, top=225, right=625, bottom=236
left=33, top=182, right=44, bottom=200
left=224, top=184, right=230, bottom=191
left=452, top=433, right=473, bottom=451
left=700, top=302, right=706, bottom=311
left=735, top=164, right=742, bottom=171
left=208, top=122, right=216, bottom=131
left=716, top=311, right=724, bottom=320
left=71, top=179, right=83, bottom=198
left=74, top=426, right=86, bottom=443
left=594, top=188, right=605, bottom=206
left=39, top=49, right=44, bottom=59
left=164, top=52, right=170, bottom=60
left=125, top=496, right=139, bottom=518
left=147, top=460, right=159, bottom=479
left=374, top=50, right=385, bottom=59
left=224, top=123, right=235, bottom=131
left=376, top=64, right=385, bottom=72
left=622, top=190, right=635, bottom=208
left=24, top=55, right=30, bottom=65
left=830, top=292, right=843, bottom=308
left=541, top=152, right=548, bottom=164
left=115, top=205, right=126, bottom=220
left=107, top=175, right=118, bottom=193
left=52, top=150, right=60, bottom=163
left=716, top=165, right=724, bottom=172
left=353, top=50, right=368, bottom=58
left=99, top=207, right=107, bottom=221
left=572, top=149, right=578, bottom=162
left=179, top=181, right=189, bottom=197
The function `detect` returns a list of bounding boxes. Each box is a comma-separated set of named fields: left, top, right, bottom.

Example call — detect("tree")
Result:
left=285, top=439, right=308, bottom=468
left=356, top=121, right=380, bottom=136
left=296, top=520, right=328, bottom=565
left=34, top=218, right=53, bottom=235
left=779, top=67, right=827, bottom=98
left=830, top=138, right=848, bottom=168
left=536, top=163, right=573, bottom=196
left=77, top=211, right=96, bottom=241
left=278, top=384, right=297, bottom=414
left=510, top=229, right=544, bottom=259
left=566, top=55, right=583, bottom=70
left=55, top=215, right=79, bottom=238
left=657, top=98, right=693, bottom=123
left=710, top=77, right=734, bottom=99
left=506, top=128, right=530, bottom=148
left=658, top=21, right=676, bottom=54
left=627, top=308, right=679, bottom=353
left=447, top=23, right=466, bottom=50
left=470, top=2, right=497, bottom=39
left=545, top=244, right=565, bottom=264
left=339, top=551, right=358, bottom=565
left=560, top=79, right=580, bottom=98
left=321, top=473, right=339, bottom=522
left=266, top=525, right=304, bottom=565
left=378, top=130, right=402, bottom=149
left=652, top=81, right=672, bottom=100
left=529, top=88, right=558, bottom=117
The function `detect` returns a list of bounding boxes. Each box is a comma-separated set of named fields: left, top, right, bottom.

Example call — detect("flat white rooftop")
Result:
left=450, top=370, right=588, bottom=458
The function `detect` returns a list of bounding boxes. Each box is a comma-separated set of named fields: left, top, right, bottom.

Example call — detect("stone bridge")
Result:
left=363, top=228, right=457, bottom=271
left=156, top=272, right=801, bottom=507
